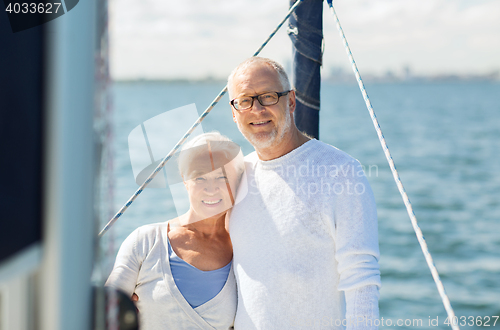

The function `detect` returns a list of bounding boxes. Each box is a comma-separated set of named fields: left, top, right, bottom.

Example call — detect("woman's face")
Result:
left=183, top=158, right=237, bottom=221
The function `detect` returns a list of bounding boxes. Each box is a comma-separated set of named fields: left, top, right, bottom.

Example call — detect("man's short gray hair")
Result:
left=227, top=57, right=291, bottom=99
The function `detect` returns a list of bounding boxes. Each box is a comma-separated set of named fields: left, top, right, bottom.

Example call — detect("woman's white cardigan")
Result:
left=105, top=222, right=237, bottom=330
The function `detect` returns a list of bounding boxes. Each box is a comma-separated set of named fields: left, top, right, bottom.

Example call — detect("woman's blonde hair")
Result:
left=177, top=131, right=244, bottom=181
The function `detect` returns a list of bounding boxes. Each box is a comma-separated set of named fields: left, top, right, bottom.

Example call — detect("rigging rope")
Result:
left=327, top=2, right=460, bottom=329
left=98, top=0, right=305, bottom=237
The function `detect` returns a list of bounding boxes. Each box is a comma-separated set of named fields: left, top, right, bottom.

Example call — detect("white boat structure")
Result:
left=0, top=0, right=117, bottom=328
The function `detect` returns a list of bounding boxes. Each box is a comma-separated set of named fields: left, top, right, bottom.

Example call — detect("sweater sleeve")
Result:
left=333, top=160, right=381, bottom=291
left=345, top=285, right=380, bottom=330
left=105, top=228, right=142, bottom=297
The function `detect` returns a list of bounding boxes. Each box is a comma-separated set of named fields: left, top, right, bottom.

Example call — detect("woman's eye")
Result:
left=195, top=177, right=206, bottom=181
left=218, top=176, right=228, bottom=180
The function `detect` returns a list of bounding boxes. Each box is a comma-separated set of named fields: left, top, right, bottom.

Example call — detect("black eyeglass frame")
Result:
left=230, top=90, right=292, bottom=111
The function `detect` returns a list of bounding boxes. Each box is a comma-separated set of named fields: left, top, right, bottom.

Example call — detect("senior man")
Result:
left=227, top=57, right=381, bottom=330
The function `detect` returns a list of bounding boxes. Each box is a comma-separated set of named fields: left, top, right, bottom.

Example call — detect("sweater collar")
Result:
left=254, top=139, right=317, bottom=169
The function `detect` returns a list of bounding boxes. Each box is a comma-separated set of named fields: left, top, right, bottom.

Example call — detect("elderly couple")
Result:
left=106, top=57, right=381, bottom=330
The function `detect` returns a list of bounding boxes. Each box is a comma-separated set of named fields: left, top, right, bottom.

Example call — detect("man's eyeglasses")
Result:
left=230, top=90, right=291, bottom=111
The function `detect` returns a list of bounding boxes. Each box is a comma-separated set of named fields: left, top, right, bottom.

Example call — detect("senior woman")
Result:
left=106, top=132, right=245, bottom=330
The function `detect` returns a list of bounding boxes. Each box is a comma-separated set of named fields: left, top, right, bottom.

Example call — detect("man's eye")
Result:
left=195, top=177, right=206, bottom=181
left=260, top=94, right=277, bottom=102
left=218, top=176, right=228, bottom=180
left=238, top=98, right=251, bottom=106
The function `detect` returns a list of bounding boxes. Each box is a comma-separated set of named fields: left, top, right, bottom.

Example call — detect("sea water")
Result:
left=106, top=80, right=500, bottom=329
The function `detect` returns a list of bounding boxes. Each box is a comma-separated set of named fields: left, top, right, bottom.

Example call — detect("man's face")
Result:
left=230, top=65, right=294, bottom=150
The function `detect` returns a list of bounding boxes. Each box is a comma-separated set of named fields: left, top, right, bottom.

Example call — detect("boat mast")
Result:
left=289, top=0, right=323, bottom=139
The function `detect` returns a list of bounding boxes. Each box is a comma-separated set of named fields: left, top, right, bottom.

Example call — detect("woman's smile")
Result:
left=202, top=199, right=223, bottom=206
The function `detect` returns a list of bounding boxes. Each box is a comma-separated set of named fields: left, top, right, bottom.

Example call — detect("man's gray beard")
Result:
left=237, top=108, right=292, bottom=151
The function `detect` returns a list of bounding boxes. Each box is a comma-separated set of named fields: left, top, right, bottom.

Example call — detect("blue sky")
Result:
left=110, top=0, right=500, bottom=80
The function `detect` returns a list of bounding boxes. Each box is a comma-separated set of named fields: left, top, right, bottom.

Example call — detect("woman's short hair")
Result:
left=177, top=131, right=244, bottom=181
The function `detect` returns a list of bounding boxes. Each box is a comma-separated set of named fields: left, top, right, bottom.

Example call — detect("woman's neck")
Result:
left=181, top=210, right=227, bottom=237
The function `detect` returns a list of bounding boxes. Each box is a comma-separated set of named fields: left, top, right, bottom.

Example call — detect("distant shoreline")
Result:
left=113, top=73, right=500, bottom=84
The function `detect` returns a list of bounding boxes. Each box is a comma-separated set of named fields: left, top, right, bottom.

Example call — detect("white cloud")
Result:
left=110, top=0, right=500, bottom=79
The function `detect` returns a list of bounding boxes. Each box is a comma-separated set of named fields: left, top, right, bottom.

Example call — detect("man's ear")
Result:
left=232, top=107, right=237, bottom=123
left=288, top=90, right=296, bottom=114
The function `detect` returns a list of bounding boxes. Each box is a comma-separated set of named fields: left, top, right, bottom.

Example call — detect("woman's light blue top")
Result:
left=168, top=238, right=232, bottom=308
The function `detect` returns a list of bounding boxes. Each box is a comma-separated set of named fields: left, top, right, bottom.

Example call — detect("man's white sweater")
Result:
left=229, top=139, right=381, bottom=329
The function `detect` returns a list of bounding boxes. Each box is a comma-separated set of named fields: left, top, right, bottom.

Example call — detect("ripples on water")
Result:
left=109, top=81, right=500, bottom=329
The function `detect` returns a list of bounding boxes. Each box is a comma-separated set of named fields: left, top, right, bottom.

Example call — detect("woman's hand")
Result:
left=131, top=293, right=139, bottom=314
